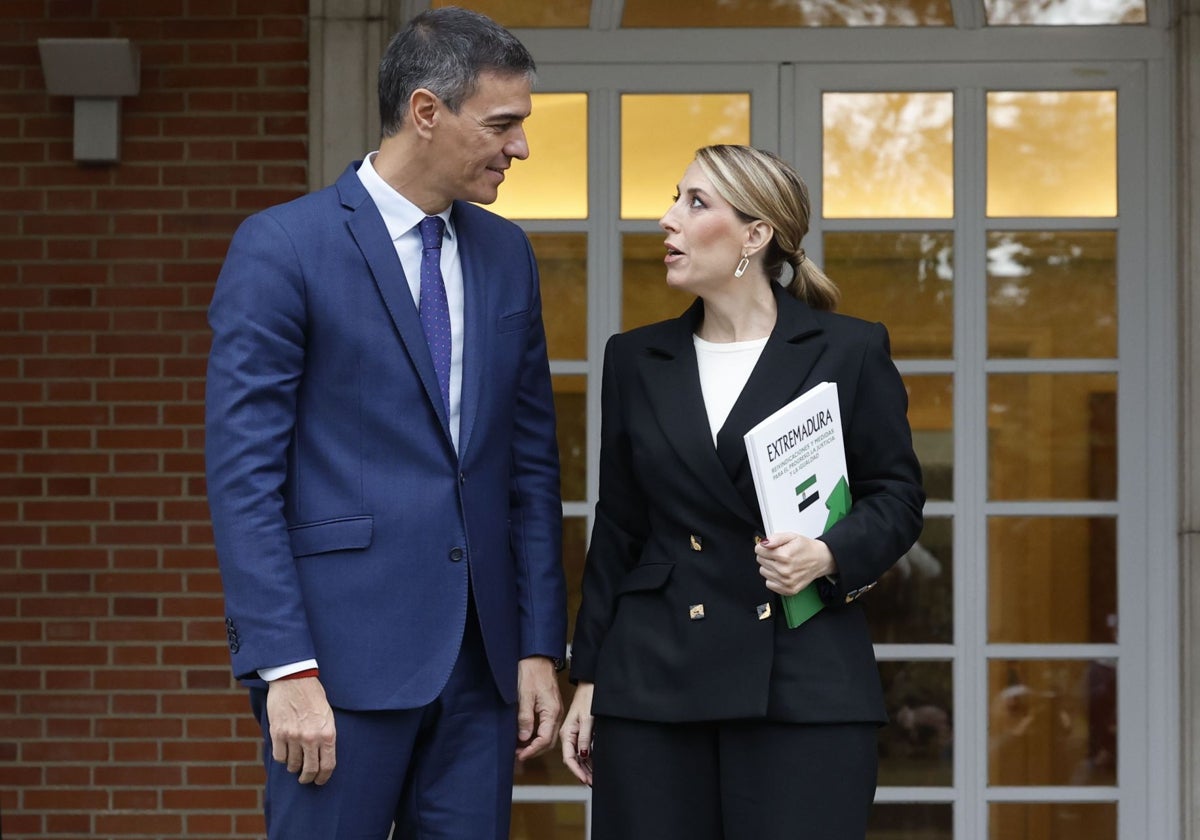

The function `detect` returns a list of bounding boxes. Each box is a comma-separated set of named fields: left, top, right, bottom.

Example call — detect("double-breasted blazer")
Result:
left=205, top=163, right=566, bottom=711
left=570, top=281, right=924, bottom=724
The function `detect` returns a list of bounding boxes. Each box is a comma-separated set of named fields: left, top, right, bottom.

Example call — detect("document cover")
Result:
left=743, top=381, right=851, bottom=628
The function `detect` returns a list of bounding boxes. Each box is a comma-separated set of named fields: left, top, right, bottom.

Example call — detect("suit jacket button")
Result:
left=449, top=547, right=464, bottom=562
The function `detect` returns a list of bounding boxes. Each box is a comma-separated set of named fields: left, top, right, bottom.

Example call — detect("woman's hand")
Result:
left=754, top=533, right=836, bottom=596
left=559, top=681, right=596, bottom=786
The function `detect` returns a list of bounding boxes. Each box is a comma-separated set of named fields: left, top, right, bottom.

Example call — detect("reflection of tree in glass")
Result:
left=823, top=92, right=953, bottom=218
left=985, top=0, right=1145, bottom=25
left=725, top=0, right=950, bottom=26
left=986, top=231, right=1117, bottom=358
left=987, top=91, right=1116, bottom=217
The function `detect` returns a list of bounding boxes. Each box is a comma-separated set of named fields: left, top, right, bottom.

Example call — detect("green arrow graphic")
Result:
left=823, top=475, right=852, bottom=531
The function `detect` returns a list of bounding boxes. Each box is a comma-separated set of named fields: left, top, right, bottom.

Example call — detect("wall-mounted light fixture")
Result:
left=37, top=38, right=140, bottom=164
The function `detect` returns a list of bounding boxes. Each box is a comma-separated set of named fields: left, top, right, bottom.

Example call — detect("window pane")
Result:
left=984, top=0, right=1145, bottom=25
left=553, top=376, right=587, bottom=503
left=988, top=659, right=1117, bottom=786
left=433, top=0, right=591, bottom=27
left=987, top=91, right=1116, bottom=217
left=621, top=94, right=750, bottom=219
left=878, top=660, right=953, bottom=786
left=623, top=0, right=954, bottom=26
left=988, top=374, right=1117, bottom=501
left=988, top=517, right=1117, bottom=644
left=510, top=801, right=587, bottom=839
left=828, top=231, right=954, bottom=358
left=532, top=234, right=587, bottom=360
left=867, top=517, right=952, bottom=644
left=990, top=803, right=1116, bottom=840
left=823, top=92, right=954, bottom=219
left=987, top=231, right=1117, bottom=358
left=490, top=94, right=587, bottom=220
left=907, top=375, right=954, bottom=502
left=622, top=233, right=695, bottom=330
left=868, top=803, right=953, bottom=840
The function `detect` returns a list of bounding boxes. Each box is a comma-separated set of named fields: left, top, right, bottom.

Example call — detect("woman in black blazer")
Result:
left=560, top=145, right=925, bottom=840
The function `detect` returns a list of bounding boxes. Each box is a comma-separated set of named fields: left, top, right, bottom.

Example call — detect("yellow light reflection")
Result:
left=621, top=94, right=751, bottom=219
left=432, top=0, right=592, bottom=27
left=823, top=92, right=954, bottom=219
left=987, top=91, right=1116, bottom=217
left=488, top=93, right=588, bottom=220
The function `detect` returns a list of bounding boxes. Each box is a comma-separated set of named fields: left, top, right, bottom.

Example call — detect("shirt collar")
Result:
left=356, top=151, right=455, bottom=242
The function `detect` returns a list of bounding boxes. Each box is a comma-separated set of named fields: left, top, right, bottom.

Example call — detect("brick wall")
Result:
left=0, top=1, right=309, bottom=837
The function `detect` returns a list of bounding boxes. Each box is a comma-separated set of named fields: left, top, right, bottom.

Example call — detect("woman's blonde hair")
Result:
left=694, top=144, right=839, bottom=311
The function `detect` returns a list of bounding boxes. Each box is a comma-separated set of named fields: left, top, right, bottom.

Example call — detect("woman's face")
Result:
left=658, top=161, right=750, bottom=295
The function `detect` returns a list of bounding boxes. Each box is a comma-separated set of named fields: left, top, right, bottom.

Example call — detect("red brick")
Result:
left=45, top=813, right=93, bottom=834
left=22, top=405, right=110, bottom=426
left=43, top=667, right=93, bottom=691
left=113, top=740, right=161, bottom=761
left=112, top=645, right=159, bottom=665
left=44, top=620, right=92, bottom=640
left=23, top=500, right=109, bottom=522
left=20, top=596, right=107, bottom=617
left=111, top=788, right=159, bottom=809
left=24, top=452, right=110, bottom=473
left=21, top=645, right=108, bottom=666
left=21, top=722, right=111, bottom=744
left=44, top=718, right=92, bottom=739
left=96, top=717, right=184, bottom=739
left=95, top=429, right=184, bottom=449
left=113, top=501, right=160, bottom=520
left=95, top=669, right=181, bottom=691
left=112, top=360, right=162, bottom=379
left=46, top=477, right=93, bottom=496
left=164, top=787, right=258, bottom=809
left=162, top=597, right=223, bottom=619
left=95, top=813, right=183, bottom=836
left=24, top=788, right=109, bottom=810
left=95, top=571, right=183, bottom=593
left=187, top=813, right=235, bottom=834
left=238, top=0, right=307, bottom=13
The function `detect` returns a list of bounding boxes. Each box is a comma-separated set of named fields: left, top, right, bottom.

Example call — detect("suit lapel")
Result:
left=338, top=168, right=453, bottom=446
left=453, top=202, right=486, bottom=458
left=635, top=299, right=762, bottom=524
left=715, top=283, right=828, bottom=521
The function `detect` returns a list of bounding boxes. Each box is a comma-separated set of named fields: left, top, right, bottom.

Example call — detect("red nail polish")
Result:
left=579, top=750, right=589, bottom=759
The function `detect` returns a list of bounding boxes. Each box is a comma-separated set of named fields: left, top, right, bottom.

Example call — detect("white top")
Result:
left=693, top=334, right=769, bottom=445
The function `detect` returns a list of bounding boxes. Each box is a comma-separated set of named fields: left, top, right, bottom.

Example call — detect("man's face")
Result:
left=430, top=71, right=532, bottom=206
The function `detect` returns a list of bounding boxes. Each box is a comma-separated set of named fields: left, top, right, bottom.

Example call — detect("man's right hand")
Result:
left=266, top=676, right=337, bottom=785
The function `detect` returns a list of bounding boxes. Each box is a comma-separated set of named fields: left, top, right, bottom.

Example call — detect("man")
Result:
left=204, top=9, right=566, bottom=838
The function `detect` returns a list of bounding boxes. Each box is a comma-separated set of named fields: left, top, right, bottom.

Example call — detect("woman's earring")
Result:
left=734, top=254, right=750, bottom=278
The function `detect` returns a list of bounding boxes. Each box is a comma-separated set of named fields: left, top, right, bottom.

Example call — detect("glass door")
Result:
left=792, top=61, right=1163, bottom=839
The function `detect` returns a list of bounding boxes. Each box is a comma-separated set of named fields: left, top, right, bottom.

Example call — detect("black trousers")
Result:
left=590, top=715, right=879, bottom=840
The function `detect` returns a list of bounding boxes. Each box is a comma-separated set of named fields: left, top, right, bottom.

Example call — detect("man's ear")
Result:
left=409, top=88, right=440, bottom=138
left=744, top=220, right=775, bottom=257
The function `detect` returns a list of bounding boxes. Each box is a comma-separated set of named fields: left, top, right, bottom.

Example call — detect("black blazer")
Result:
left=570, top=282, right=925, bottom=724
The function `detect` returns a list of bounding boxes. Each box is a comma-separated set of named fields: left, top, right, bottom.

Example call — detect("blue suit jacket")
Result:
left=205, top=163, right=566, bottom=710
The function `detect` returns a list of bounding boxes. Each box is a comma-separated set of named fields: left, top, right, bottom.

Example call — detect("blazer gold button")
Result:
left=689, top=534, right=702, bottom=551
left=688, top=604, right=705, bottom=620
left=756, top=603, right=772, bottom=620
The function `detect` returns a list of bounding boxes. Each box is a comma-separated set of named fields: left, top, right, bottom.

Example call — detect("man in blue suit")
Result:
left=204, top=8, right=566, bottom=838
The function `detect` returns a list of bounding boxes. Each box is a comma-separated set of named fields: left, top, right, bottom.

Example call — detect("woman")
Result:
left=560, top=145, right=925, bottom=839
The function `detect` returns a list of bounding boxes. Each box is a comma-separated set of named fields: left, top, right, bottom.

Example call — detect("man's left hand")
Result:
left=515, top=656, right=562, bottom=761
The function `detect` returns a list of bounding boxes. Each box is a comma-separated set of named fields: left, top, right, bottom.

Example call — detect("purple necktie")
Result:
left=418, top=215, right=451, bottom=417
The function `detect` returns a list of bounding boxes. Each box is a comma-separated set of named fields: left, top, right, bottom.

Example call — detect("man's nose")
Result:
left=506, top=127, right=530, bottom=161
